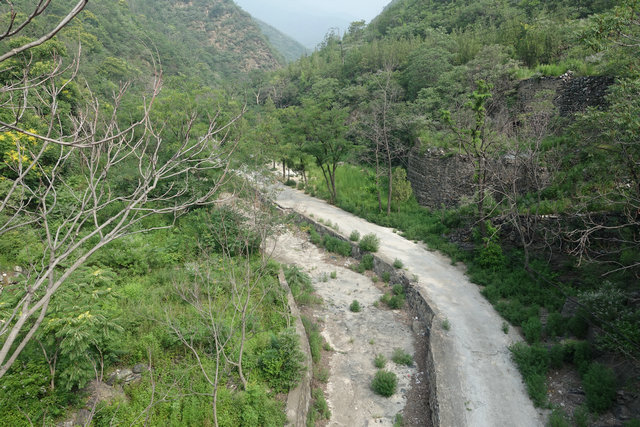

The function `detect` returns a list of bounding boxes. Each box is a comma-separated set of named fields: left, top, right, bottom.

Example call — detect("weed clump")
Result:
left=350, top=300, right=361, bottom=312
left=374, top=354, right=387, bottom=369
left=349, top=230, right=361, bottom=242
left=393, top=258, right=403, bottom=269
left=391, top=348, right=413, bottom=366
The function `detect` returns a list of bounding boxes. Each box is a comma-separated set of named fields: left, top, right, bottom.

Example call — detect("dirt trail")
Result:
left=275, top=185, right=545, bottom=427
left=272, top=231, right=418, bottom=426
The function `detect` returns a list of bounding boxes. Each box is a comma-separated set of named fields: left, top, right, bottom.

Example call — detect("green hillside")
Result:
left=255, top=18, right=309, bottom=63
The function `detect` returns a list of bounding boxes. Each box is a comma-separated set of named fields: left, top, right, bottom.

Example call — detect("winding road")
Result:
left=275, top=184, right=545, bottom=427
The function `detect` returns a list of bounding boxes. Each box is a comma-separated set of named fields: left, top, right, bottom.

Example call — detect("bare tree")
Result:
left=0, top=2, right=244, bottom=378
left=493, top=89, right=557, bottom=268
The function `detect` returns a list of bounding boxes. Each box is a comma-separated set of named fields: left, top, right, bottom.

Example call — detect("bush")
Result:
left=549, top=344, right=564, bottom=369
left=583, top=363, right=617, bottom=413
left=297, top=182, right=305, bottom=191
left=568, top=314, right=589, bottom=339
left=285, top=179, right=296, bottom=187
left=548, top=408, right=569, bottom=427
left=392, top=284, right=404, bottom=296
left=381, top=271, right=391, bottom=283
left=573, top=405, right=590, bottom=427
left=526, top=373, right=548, bottom=407
left=258, top=329, right=306, bottom=393
left=350, top=300, right=361, bottom=312
left=309, top=229, right=323, bottom=246
left=393, top=258, right=403, bottom=269
left=381, top=292, right=405, bottom=309
left=349, top=230, right=361, bottom=241
left=361, top=253, right=374, bottom=270
left=323, top=235, right=352, bottom=257
left=371, top=370, right=397, bottom=397
left=564, top=341, right=592, bottom=374
left=522, top=316, right=543, bottom=343
left=374, top=354, right=387, bottom=369
left=391, top=348, right=413, bottom=366
left=359, top=233, right=380, bottom=252
left=545, top=312, right=566, bottom=338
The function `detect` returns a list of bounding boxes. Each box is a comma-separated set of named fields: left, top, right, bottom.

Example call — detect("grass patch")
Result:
left=374, top=354, right=387, bottom=369
left=391, top=348, right=413, bottom=366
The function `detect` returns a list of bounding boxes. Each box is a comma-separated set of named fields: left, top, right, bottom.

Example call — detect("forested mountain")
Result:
left=255, top=19, right=309, bottom=63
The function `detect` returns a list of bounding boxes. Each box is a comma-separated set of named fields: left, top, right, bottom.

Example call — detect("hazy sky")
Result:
left=234, top=0, right=391, bottom=48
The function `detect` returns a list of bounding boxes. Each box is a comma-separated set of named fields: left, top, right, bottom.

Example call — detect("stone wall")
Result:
left=408, top=74, right=614, bottom=208
left=516, top=74, right=615, bottom=117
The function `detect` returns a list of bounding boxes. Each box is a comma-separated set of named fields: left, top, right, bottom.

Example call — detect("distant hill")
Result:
left=255, top=19, right=309, bottom=63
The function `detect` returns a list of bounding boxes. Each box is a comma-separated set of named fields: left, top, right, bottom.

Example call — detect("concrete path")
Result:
left=275, top=185, right=545, bottom=427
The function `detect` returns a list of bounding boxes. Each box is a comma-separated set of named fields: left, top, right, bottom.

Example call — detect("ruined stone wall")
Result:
left=516, top=74, right=615, bottom=117
left=408, top=75, right=614, bottom=208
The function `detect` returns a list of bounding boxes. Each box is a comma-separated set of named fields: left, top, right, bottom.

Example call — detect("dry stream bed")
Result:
left=272, top=230, right=431, bottom=426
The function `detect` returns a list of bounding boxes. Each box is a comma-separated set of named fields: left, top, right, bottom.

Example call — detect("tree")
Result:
left=391, top=167, right=413, bottom=212
left=443, top=80, right=498, bottom=234
left=0, top=2, right=242, bottom=378
left=298, top=97, right=350, bottom=204
left=570, top=79, right=640, bottom=278
left=354, top=66, right=405, bottom=214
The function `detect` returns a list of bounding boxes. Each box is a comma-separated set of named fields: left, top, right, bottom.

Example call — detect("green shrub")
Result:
left=548, top=344, right=564, bottom=369
left=356, top=263, right=366, bottom=274
left=323, top=235, right=352, bottom=257
left=361, top=253, right=374, bottom=270
left=309, top=229, right=323, bottom=246
left=374, top=354, right=387, bottom=369
left=568, top=314, right=589, bottom=339
left=371, top=370, right=397, bottom=397
left=441, top=318, right=451, bottom=331
left=297, top=182, right=305, bottom=191
left=285, top=179, right=296, bottom=187
left=391, top=348, right=413, bottom=366
left=565, top=341, right=592, bottom=374
left=387, top=294, right=405, bottom=309
left=350, top=300, right=361, bottom=312
left=393, top=258, right=403, bottom=269
left=522, top=316, right=543, bottom=343
left=381, top=271, right=391, bottom=283
left=330, top=271, right=337, bottom=279
left=583, top=363, right=616, bottom=413
left=526, top=373, right=548, bottom=407
left=572, top=405, right=590, bottom=427
left=392, top=284, right=404, bottom=296
left=349, top=230, right=361, bottom=241
left=359, top=233, right=380, bottom=252
left=258, top=329, right=306, bottom=393
left=510, top=343, right=549, bottom=377
left=545, top=312, right=566, bottom=338
left=548, top=408, right=569, bottom=427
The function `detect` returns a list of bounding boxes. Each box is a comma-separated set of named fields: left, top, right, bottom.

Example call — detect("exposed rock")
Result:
left=132, top=363, right=147, bottom=374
